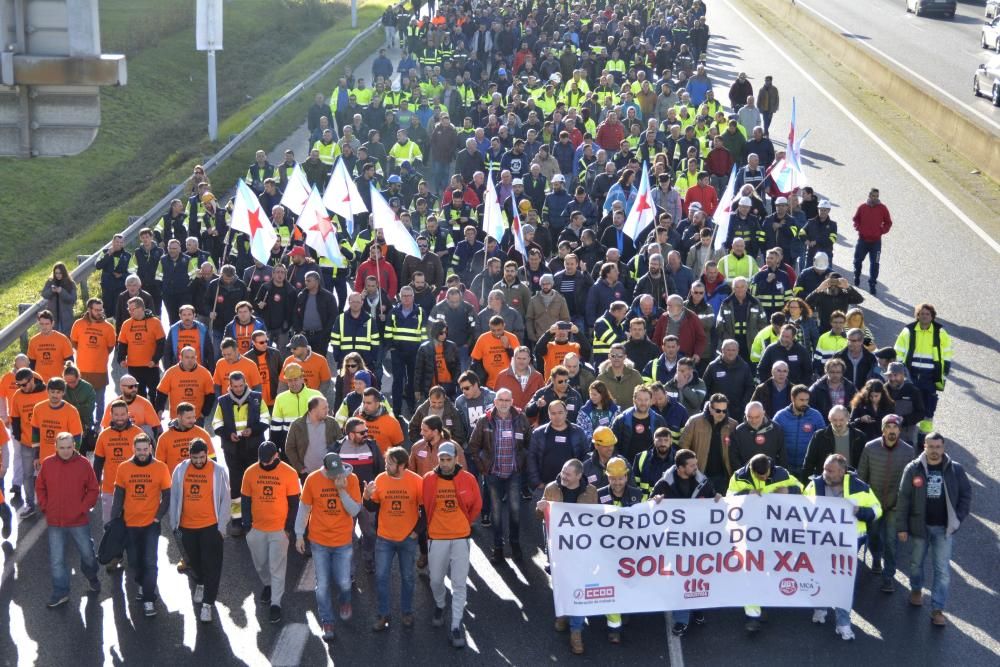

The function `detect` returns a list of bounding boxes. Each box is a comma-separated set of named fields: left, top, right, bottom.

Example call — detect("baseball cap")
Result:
left=387, top=174, right=402, bottom=184
left=512, top=178, right=523, bottom=186
left=689, top=201, right=702, bottom=211
left=258, top=441, right=278, bottom=463
left=552, top=174, right=566, bottom=183
left=606, top=457, right=629, bottom=478
left=738, top=196, right=752, bottom=207
left=400, top=160, right=411, bottom=169
left=887, top=362, right=907, bottom=375
left=353, top=369, right=375, bottom=386
left=593, top=426, right=618, bottom=448
left=813, top=252, right=829, bottom=270
left=289, top=334, right=309, bottom=349
left=323, top=452, right=353, bottom=477
left=289, top=246, right=306, bottom=258
left=775, top=196, right=788, bottom=205
left=818, top=199, right=832, bottom=209
left=498, top=68, right=507, bottom=76
left=881, top=414, right=902, bottom=429
left=437, top=442, right=458, bottom=458
left=283, top=363, right=304, bottom=379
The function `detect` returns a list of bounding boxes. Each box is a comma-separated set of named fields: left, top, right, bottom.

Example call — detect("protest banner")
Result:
left=547, top=494, right=858, bottom=617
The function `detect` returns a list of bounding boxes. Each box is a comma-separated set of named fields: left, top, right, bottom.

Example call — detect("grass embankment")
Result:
left=0, top=0, right=388, bottom=365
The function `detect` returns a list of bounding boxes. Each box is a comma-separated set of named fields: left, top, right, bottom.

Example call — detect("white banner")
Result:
left=548, top=495, right=858, bottom=616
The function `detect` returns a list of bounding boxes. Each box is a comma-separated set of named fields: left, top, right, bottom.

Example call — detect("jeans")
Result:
left=181, top=526, right=224, bottom=605
left=909, top=525, right=952, bottom=610
left=384, top=26, right=397, bottom=47
left=466, top=455, right=491, bottom=519
left=312, top=542, right=353, bottom=624
left=568, top=616, right=585, bottom=631
left=762, top=111, right=774, bottom=135
left=486, top=473, right=521, bottom=548
left=125, top=522, right=161, bottom=602
left=430, top=161, right=453, bottom=195
left=10, top=439, right=23, bottom=486
left=674, top=610, right=691, bottom=625
left=853, top=238, right=881, bottom=285
left=375, top=534, right=417, bottom=616
left=48, top=525, right=99, bottom=598
left=869, top=510, right=898, bottom=583
left=18, top=445, right=36, bottom=508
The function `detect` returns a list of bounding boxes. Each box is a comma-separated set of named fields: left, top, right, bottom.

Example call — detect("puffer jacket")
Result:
left=729, top=418, right=786, bottom=471
left=857, top=437, right=915, bottom=511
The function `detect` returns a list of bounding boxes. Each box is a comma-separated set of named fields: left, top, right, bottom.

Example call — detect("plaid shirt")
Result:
left=491, top=414, right=517, bottom=478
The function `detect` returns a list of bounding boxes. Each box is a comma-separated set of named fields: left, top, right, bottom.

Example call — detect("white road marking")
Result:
left=797, top=0, right=1000, bottom=130
left=722, top=0, right=1000, bottom=255
left=101, top=597, right=123, bottom=665
left=269, top=622, right=310, bottom=667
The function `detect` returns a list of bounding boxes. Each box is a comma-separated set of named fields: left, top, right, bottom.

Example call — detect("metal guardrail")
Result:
left=0, top=18, right=380, bottom=355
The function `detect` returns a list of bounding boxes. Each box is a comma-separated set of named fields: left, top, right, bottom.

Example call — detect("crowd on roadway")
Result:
left=0, top=0, right=973, bottom=656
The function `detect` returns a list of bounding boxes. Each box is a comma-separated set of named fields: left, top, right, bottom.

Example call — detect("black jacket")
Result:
left=414, top=338, right=461, bottom=397
left=254, top=280, right=297, bottom=332
left=292, top=287, right=338, bottom=334
left=651, top=465, right=716, bottom=499
left=802, top=426, right=867, bottom=477
left=729, top=419, right=786, bottom=471
left=833, top=347, right=878, bottom=389
left=757, top=341, right=813, bottom=386
left=808, top=377, right=857, bottom=423
left=703, top=356, right=755, bottom=419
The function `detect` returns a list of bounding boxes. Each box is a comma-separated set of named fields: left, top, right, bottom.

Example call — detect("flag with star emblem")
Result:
left=297, top=186, right=346, bottom=268
left=622, top=161, right=654, bottom=241
left=323, top=157, right=367, bottom=236
left=230, top=180, right=278, bottom=265
left=481, top=173, right=507, bottom=243
left=370, top=184, right=420, bottom=258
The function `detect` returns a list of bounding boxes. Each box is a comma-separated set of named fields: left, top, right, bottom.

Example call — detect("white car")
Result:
left=983, top=17, right=1000, bottom=53
left=988, top=0, right=1000, bottom=20
left=973, top=54, right=1000, bottom=105
left=905, top=0, right=955, bottom=18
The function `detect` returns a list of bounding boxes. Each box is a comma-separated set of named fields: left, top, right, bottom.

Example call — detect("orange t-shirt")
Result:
left=156, top=364, right=214, bottom=417
left=27, top=331, right=74, bottom=381
left=247, top=352, right=276, bottom=406
left=470, top=332, right=519, bottom=388
left=301, top=471, right=362, bottom=548
left=31, top=400, right=82, bottom=460
left=156, top=425, right=214, bottom=472
left=542, top=340, right=581, bottom=377
left=117, top=317, right=166, bottom=368
left=370, top=469, right=423, bottom=541
left=100, top=395, right=160, bottom=429
left=363, top=413, right=405, bottom=454
left=434, top=345, right=452, bottom=384
left=174, top=325, right=206, bottom=365
left=179, top=460, right=219, bottom=529
left=240, top=461, right=301, bottom=532
left=94, top=424, right=143, bottom=492
left=10, top=388, right=45, bottom=442
left=70, top=318, right=117, bottom=373
left=280, top=352, right=331, bottom=390
left=213, top=357, right=263, bottom=394
left=0, top=371, right=18, bottom=414
left=230, top=321, right=257, bottom=355
left=426, top=474, right=472, bottom=540
left=115, top=458, right=172, bottom=527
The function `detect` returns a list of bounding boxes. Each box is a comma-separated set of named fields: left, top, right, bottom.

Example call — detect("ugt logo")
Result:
left=683, top=578, right=710, bottom=599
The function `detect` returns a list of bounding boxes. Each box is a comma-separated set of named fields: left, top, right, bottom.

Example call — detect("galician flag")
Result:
left=370, top=184, right=420, bottom=258
left=280, top=163, right=312, bottom=216
left=712, top=164, right=740, bottom=253
left=230, top=180, right=278, bottom=265
left=510, top=192, right=527, bottom=259
left=770, top=97, right=811, bottom=193
left=296, top=186, right=346, bottom=268
left=323, top=157, right=367, bottom=236
left=481, top=173, right=507, bottom=243
left=623, top=161, right=655, bottom=241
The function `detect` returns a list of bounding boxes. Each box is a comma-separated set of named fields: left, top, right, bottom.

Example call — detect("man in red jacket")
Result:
left=422, top=442, right=482, bottom=648
left=652, top=295, right=708, bottom=365
left=36, top=432, right=101, bottom=607
left=851, top=188, right=893, bottom=296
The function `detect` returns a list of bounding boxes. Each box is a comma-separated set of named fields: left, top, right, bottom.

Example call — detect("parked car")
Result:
left=987, top=0, right=1000, bottom=20
left=905, top=0, right=955, bottom=18
left=983, top=17, right=1000, bottom=53
left=973, top=54, right=1000, bottom=105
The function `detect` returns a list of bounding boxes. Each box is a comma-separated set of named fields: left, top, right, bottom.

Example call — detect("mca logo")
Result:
left=184, top=387, right=194, bottom=396
left=134, top=333, right=142, bottom=341
left=45, top=429, right=56, bottom=440
left=683, top=578, right=710, bottom=599
left=262, top=485, right=274, bottom=497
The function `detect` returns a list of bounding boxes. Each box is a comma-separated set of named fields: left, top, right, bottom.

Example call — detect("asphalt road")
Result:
left=793, top=0, right=1000, bottom=126
left=2, top=2, right=999, bottom=665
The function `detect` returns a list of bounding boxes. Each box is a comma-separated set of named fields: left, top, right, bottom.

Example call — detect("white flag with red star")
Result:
left=296, top=186, right=346, bottom=268
left=623, top=161, right=655, bottom=241
left=280, top=163, right=312, bottom=216
left=230, top=180, right=278, bottom=265
left=323, top=157, right=367, bottom=236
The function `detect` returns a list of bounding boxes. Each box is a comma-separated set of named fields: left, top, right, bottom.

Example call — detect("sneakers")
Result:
left=511, top=545, right=524, bottom=562
left=931, top=610, right=947, bottom=626
left=607, top=629, right=622, bottom=644
left=909, top=591, right=924, bottom=607
left=416, top=554, right=428, bottom=570
left=269, top=605, right=282, bottom=624
left=339, top=602, right=352, bottom=622
left=261, top=585, right=272, bottom=605
left=569, top=630, right=584, bottom=655
left=480, top=516, right=492, bottom=528
left=671, top=622, right=688, bottom=637
left=193, top=584, right=205, bottom=604
left=401, top=612, right=414, bottom=628
left=450, top=627, right=466, bottom=648
left=322, top=622, right=335, bottom=643
left=199, top=604, right=213, bottom=623
left=0, top=505, right=11, bottom=539
left=692, top=611, right=705, bottom=625
left=554, top=616, right=569, bottom=632
left=432, top=606, right=445, bottom=627
left=745, top=618, right=762, bottom=633
left=880, top=580, right=895, bottom=594
left=835, top=625, right=855, bottom=641
left=812, top=609, right=828, bottom=624
left=520, top=488, right=532, bottom=501
left=372, top=616, right=390, bottom=632
left=17, top=505, right=37, bottom=520
left=46, top=595, right=70, bottom=609
left=490, top=547, right=505, bottom=564
left=143, top=602, right=157, bottom=617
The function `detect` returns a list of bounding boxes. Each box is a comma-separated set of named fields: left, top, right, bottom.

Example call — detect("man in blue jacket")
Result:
left=772, top=385, right=826, bottom=481
left=527, top=401, right=587, bottom=494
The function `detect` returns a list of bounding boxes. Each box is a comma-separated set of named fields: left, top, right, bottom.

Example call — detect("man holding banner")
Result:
left=595, top=456, right=643, bottom=644
left=727, top=453, right=803, bottom=633
left=651, top=448, right=721, bottom=637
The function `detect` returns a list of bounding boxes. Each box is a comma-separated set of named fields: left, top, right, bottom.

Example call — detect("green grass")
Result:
left=0, top=0, right=389, bottom=365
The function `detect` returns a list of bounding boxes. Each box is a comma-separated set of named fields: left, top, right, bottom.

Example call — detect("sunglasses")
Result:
left=459, top=385, right=473, bottom=391
left=691, top=291, right=705, bottom=295
left=554, top=378, right=568, bottom=385
left=710, top=407, right=727, bottom=415
left=16, top=381, right=29, bottom=388
left=122, top=384, right=138, bottom=389
left=346, top=363, right=359, bottom=369
left=353, top=429, right=369, bottom=436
